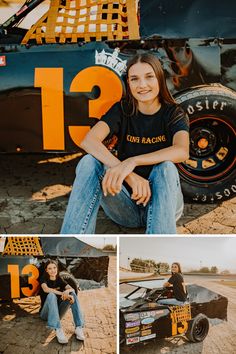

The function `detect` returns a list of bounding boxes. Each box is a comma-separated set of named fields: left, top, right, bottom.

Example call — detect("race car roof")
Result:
left=122, top=279, right=166, bottom=289
left=140, top=0, right=236, bottom=38
left=41, top=237, right=105, bottom=257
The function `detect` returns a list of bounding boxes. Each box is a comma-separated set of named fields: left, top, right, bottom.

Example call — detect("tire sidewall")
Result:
left=176, top=86, right=236, bottom=203
left=187, top=313, right=209, bottom=342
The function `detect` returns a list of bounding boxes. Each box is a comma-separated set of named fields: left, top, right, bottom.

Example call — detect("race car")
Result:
left=0, top=236, right=109, bottom=301
left=0, top=0, right=235, bottom=203
left=120, top=278, right=228, bottom=346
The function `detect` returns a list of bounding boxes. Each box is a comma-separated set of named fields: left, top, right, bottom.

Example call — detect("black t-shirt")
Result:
left=168, top=272, right=187, bottom=302
left=39, top=275, right=68, bottom=309
left=100, top=101, right=189, bottom=179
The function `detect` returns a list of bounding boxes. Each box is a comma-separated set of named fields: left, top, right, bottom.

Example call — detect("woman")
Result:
left=61, top=53, right=189, bottom=234
left=39, top=260, right=84, bottom=344
left=158, top=262, right=187, bottom=305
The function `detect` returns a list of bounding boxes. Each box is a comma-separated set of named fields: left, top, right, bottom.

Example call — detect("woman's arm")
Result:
left=131, top=131, right=189, bottom=166
left=41, top=282, right=63, bottom=296
left=163, top=281, right=172, bottom=287
left=102, top=130, right=189, bottom=194
left=80, top=121, right=151, bottom=204
left=80, top=121, right=121, bottom=168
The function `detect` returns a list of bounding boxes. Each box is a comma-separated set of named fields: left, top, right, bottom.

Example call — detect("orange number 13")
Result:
left=35, top=66, right=123, bottom=150
left=8, top=264, right=40, bottom=298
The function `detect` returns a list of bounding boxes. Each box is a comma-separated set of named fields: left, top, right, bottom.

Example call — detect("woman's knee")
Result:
left=46, top=292, right=57, bottom=303
left=149, top=161, right=178, bottom=181
left=75, top=154, right=104, bottom=176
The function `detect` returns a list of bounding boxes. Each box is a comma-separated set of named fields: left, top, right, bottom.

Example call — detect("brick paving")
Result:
left=0, top=154, right=235, bottom=234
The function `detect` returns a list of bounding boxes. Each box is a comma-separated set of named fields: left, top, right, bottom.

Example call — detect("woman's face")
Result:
left=46, top=263, right=58, bottom=278
left=171, top=263, right=179, bottom=273
left=128, top=62, right=160, bottom=104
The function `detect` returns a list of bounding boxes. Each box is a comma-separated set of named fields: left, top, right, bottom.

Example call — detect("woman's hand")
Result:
left=61, top=289, right=72, bottom=300
left=125, top=173, right=151, bottom=206
left=68, top=294, right=75, bottom=304
left=102, top=158, right=136, bottom=196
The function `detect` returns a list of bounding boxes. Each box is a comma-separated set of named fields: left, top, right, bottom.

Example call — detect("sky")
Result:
left=77, top=236, right=117, bottom=249
left=120, top=236, right=236, bottom=272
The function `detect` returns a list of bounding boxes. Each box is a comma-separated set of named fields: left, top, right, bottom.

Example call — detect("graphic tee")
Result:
left=168, top=272, right=187, bottom=301
left=100, top=102, right=189, bottom=179
left=39, top=275, right=68, bottom=309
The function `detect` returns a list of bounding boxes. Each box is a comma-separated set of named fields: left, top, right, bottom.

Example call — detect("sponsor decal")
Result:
left=186, top=100, right=227, bottom=114
left=124, top=313, right=139, bottom=321
left=95, top=47, right=127, bottom=76
left=125, top=320, right=140, bottom=328
left=154, top=310, right=165, bottom=315
left=126, top=337, right=140, bottom=345
left=141, top=324, right=152, bottom=330
left=141, top=317, right=155, bottom=325
left=0, top=56, right=6, bottom=66
left=140, top=333, right=156, bottom=341
left=126, top=332, right=140, bottom=338
left=141, top=329, right=152, bottom=336
left=16, top=5, right=28, bottom=16
left=140, top=311, right=157, bottom=319
left=125, top=326, right=140, bottom=334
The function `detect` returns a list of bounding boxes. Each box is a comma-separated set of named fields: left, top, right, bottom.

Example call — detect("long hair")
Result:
left=123, top=53, right=176, bottom=116
left=44, top=259, right=59, bottom=280
left=172, top=262, right=182, bottom=274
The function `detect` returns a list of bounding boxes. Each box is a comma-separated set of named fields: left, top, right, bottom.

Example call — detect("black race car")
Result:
left=0, top=236, right=109, bottom=301
left=120, top=279, right=228, bottom=346
left=0, top=0, right=236, bottom=203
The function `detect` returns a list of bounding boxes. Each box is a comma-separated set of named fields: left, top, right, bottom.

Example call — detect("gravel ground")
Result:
left=0, top=154, right=235, bottom=234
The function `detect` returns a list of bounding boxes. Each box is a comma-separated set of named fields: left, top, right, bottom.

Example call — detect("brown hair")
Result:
left=44, top=259, right=59, bottom=279
left=123, top=52, right=176, bottom=116
left=172, top=262, right=182, bottom=274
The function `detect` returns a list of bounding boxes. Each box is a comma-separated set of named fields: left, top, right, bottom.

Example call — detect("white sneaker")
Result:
left=56, top=328, right=68, bottom=344
left=75, top=326, right=85, bottom=341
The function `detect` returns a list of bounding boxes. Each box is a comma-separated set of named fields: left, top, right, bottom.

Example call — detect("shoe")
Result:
left=75, top=326, right=85, bottom=341
left=56, top=328, right=68, bottom=344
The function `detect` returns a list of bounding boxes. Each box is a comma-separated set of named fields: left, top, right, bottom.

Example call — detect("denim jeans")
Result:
left=40, top=291, right=84, bottom=330
left=60, top=154, right=184, bottom=234
left=157, top=298, right=187, bottom=306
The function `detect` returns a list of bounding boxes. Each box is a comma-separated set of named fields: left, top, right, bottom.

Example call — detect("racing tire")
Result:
left=176, top=85, right=236, bottom=203
left=59, top=272, right=78, bottom=294
left=185, top=313, right=209, bottom=342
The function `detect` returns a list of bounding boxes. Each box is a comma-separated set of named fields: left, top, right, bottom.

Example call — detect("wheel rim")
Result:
left=193, top=319, right=208, bottom=340
left=178, top=116, right=236, bottom=183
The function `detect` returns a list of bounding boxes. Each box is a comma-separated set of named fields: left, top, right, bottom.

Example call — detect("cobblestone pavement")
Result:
left=0, top=154, right=235, bottom=234
left=0, top=256, right=116, bottom=354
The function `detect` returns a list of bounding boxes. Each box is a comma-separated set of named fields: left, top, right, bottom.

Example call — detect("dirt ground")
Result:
left=120, top=274, right=236, bottom=354
left=0, top=256, right=116, bottom=354
left=0, top=154, right=235, bottom=234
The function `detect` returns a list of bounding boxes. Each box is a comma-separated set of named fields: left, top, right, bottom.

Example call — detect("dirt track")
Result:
left=120, top=275, right=236, bottom=354
left=0, top=256, right=116, bottom=354
left=0, top=154, right=235, bottom=234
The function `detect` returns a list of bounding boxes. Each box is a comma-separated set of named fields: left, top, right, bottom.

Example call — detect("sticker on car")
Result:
left=140, top=333, right=156, bottom=341
left=125, top=320, right=140, bottom=328
left=126, top=336, right=140, bottom=345
left=141, top=317, right=155, bottom=325
left=125, top=326, right=140, bottom=334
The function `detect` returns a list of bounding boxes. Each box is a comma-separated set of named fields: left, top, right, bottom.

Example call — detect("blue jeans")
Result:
left=40, top=292, right=84, bottom=330
left=60, top=154, right=184, bottom=234
left=157, top=298, right=187, bottom=306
